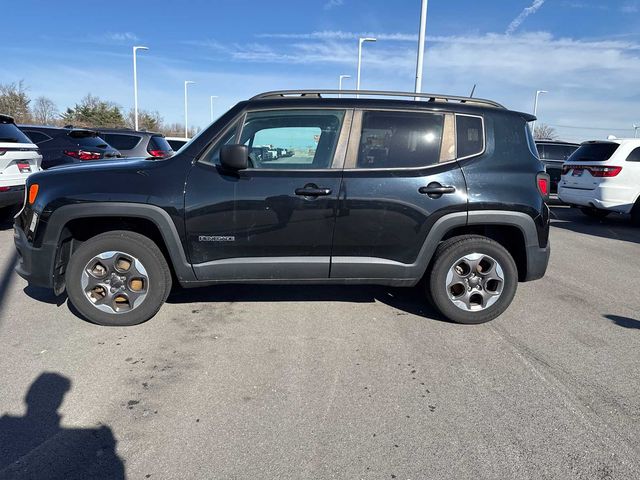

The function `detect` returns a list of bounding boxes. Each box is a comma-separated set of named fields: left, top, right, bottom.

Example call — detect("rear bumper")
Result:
left=13, top=225, right=56, bottom=289
left=558, top=185, right=635, bottom=214
left=524, top=242, right=550, bottom=282
left=0, top=186, right=24, bottom=209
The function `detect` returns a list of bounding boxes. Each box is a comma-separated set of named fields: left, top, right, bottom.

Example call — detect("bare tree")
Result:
left=31, top=96, right=59, bottom=125
left=0, top=81, right=31, bottom=123
left=159, top=122, right=199, bottom=138
left=534, top=123, right=558, bottom=141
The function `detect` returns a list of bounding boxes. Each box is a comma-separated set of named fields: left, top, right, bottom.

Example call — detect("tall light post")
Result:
left=532, top=90, right=548, bottom=135
left=414, top=0, right=429, bottom=97
left=132, top=45, right=149, bottom=131
left=634, top=124, right=639, bottom=138
left=338, top=75, right=351, bottom=97
left=184, top=81, right=195, bottom=138
left=210, top=95, right=218, bottom=123
left=356, top=37, right=376, bottom=97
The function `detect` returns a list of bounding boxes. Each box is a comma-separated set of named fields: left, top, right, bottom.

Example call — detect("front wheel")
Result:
left=65, top=231, right=172, bottom=326
left=427, top=235, right=518, bottom=324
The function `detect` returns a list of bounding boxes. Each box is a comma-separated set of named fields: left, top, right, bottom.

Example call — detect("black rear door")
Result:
left=330, top=109, right=471, bottom=281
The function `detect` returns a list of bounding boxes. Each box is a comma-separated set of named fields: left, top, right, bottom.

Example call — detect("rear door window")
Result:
left=357, top=111, right=444, bottom=168
left=568, top=143, right=619, bottom=162
left=102, top=134, right=141, bottom=150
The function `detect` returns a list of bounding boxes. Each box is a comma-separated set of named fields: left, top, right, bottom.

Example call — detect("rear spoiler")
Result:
left=68, top=129, right=99, bottom=138
left=518, top=112, right=537, bottom=122
left=0, top=114, right=15, bottom=124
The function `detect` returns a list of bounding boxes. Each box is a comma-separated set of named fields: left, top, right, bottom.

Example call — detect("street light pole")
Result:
left=338, top=75, right=351, bottom=98
left=184, top=81, right=195, bottom=139
left=634, top=124, right=639, bottom=138
left=414, top=0, right=429, bottom=97
left=210, top=95, right=218, bottom=123
left=132, top=45, right=149, bottom=131
left=532, top=90, right=548, bottom=134
left=356, top=37, right=376, bottom=97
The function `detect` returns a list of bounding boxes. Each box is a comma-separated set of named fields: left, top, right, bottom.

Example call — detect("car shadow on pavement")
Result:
left=603, top=314, right=640, bottom=330
left=550, top=206, right=640, bottom=245
left=0, top=372, right=125, bottom=480
left=167, top=283, right=452, bottom=323
left=0, top=251, right=17, bottom=323
left=23, top=286, right=67, bottom=307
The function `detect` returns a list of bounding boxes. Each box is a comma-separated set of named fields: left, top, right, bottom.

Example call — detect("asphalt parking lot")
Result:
left=0, top=206, right=638, bottom=480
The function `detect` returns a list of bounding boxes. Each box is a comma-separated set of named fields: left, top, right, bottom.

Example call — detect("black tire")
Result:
left=579, top=206, right=610, bottom=219
left=0, top=205, right=19, bottom=224
left=65, top=231, right=172, bottom=326
left=427, top=235, right=518, bottom=325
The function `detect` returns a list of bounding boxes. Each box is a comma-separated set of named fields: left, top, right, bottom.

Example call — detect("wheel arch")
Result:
left=44, top=203, right=196, bottom=288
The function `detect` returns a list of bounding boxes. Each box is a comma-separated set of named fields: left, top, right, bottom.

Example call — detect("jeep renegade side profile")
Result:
left=14, top=90, right=550, bottom=326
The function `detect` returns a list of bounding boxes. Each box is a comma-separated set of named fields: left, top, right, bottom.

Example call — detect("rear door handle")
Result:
left=418, top=183, right=456, bottom=199
left=295, top=186, right=332, bottom=197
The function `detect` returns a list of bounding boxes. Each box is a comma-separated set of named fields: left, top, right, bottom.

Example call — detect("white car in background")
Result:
left=0, top=114, right=42, bottom=220
left=558, top=138, right=640, bottom=225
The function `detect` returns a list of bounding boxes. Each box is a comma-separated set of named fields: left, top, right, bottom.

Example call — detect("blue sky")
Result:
left=2, top=0, right=640, bottom=141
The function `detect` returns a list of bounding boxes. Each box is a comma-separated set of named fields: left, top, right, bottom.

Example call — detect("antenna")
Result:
left=469, top=84, right=477, bottom=98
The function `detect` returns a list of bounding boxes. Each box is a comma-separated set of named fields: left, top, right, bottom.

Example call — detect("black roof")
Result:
left=535, top=139, right=580, bottom=146
left=97, top=128, right=163, bottom=136
left=0, top=114, right=15, bottom=123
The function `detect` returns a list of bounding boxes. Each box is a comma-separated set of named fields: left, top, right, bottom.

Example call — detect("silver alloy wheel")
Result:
left=445, top=253, right=504, bottom=312
left=80, top=251, right=149, bottom=314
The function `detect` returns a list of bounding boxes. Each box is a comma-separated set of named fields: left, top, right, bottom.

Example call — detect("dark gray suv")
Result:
left=97, top=129, right=174, bottom=159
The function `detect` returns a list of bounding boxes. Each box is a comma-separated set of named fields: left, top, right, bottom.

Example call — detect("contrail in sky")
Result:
left=506, top=0, right=546, bottom=35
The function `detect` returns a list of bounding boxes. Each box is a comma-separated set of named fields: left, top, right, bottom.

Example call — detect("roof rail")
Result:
left=250, top=89, right=505, bottom=109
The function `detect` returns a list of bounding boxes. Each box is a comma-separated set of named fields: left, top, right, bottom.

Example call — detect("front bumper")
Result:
left=14, top=225, right=57, bottom=289
left=524, top=243, right=550, bottom=282
left=0, top=186, right=25, bottom=209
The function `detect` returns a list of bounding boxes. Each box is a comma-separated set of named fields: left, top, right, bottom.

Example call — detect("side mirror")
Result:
left=220, top=144, right=249, bottom=170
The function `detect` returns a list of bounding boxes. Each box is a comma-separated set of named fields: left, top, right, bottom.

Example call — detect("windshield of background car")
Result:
left=0, top=121, right=33, bottom=144
left=539, top=144, right=579, bottom=161
left=73, top=135, right=109, bottom=149
left=567, top=143, right=620, bottom=162
left=102, top=133, right=141, bottom=150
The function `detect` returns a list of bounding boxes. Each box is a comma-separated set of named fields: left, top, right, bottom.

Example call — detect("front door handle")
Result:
left=418, top=182, right=456, bottom=199
left=295, top=185, right=332, bottom=197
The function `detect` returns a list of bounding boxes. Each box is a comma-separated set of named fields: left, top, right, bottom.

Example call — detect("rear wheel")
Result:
left=631, top=200, right=640, bottom=227
left=579, top=206, right=610, bottom=219
left=427, top=235, right=518, bottom=324
left=0, top=205, right=19, bottom=224
left=65, top=231, right=172, bottom=326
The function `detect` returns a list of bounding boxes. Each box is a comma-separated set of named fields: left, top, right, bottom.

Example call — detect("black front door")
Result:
left=184, top=108, right=349, bottom=281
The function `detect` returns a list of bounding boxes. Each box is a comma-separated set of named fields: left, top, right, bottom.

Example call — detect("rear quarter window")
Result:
left=23, top=130, right=52, bottom=144
left=626, top=147, right=640, bottom=162
left=456, top=115, right=484, bottom=158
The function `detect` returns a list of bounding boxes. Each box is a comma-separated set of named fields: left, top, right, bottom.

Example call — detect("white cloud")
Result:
left=506, top=0, right=546, bottom=35
left=256, top=31, right=416, bottom=41
left=104, top=32, right=140, bottom=43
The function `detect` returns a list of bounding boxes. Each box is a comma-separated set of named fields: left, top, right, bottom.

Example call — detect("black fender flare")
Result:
left=43, top=202, right=196, bottom=283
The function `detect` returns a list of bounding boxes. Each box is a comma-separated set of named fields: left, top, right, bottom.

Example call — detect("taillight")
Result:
left=0, top=186, right=10, bottom=192
left=561, top=165, right=622, bottom=177
left=588, top=166, right=622, bottom=177
left=147, top=149, right=169, bottom=158
left=64, top=150, right=102, bottom=160
left=536, top=172, right=550, bottom=200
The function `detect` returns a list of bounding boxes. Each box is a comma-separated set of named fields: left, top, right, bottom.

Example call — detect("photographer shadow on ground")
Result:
left=0, top=372, right=125, bottom=480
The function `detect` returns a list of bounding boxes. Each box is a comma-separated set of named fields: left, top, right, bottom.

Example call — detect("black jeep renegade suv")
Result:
left=14, top=90, right=550, bottom=326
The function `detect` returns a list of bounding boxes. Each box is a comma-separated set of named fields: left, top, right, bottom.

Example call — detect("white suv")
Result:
left=0, top=115, right=42, bottom=218
left=558, top=138, right=640, bottom=225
